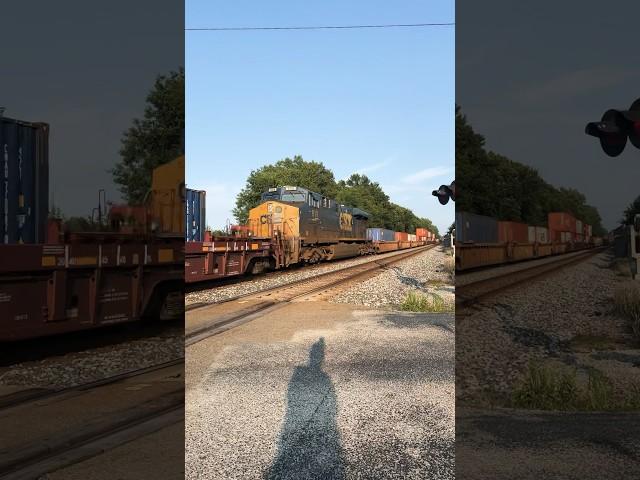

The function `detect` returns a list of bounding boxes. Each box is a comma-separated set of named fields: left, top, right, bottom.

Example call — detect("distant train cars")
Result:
left=184, top=186, right=438, bottom=282
left=456, top=210, right=604, bottom=271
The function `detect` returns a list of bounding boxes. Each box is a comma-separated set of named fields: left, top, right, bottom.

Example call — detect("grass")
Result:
left=400, top=291, right=453, bottom=313
left=614, top=284, right=640, bottom=339
left=512, top=362, right=619, bottom=411
left=442, top=256, right=455, bottom=277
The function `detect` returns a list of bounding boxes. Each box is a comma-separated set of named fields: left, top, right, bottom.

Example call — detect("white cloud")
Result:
left=354, top=160, right=391, bottom=175
left=401, top=166, right=453, bottom=185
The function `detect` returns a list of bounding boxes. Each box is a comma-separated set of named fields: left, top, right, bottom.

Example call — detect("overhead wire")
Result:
left=185, top=22, right=454, bottom=31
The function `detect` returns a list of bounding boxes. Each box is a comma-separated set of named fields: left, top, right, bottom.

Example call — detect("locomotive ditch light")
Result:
left=586, top=98, right=640, bottom=157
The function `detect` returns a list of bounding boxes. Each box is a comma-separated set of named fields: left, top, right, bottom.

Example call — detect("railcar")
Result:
left=184, top=186, right=437, bottom=283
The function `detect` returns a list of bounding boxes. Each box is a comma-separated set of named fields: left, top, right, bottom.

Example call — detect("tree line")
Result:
left=233, top=156, right=439, bottom=236
left=456, top=106, right=607, bottom=236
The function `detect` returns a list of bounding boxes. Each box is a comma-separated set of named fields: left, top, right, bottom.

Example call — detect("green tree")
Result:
left=112, top=68, right=185, bottom=204
left=233, top=156, right=338, bottom=224
left=623, top=195, right=640, bottom=225
left=456, top=105, right=605, bottom=235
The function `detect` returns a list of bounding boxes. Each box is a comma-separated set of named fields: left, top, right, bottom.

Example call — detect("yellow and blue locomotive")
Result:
left=248, top=186, right=370, bottom=265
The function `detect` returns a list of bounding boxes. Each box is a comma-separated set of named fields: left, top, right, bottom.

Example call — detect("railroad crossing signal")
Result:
left=586, top=98, right=640, bottom=157
left=432, top=181, right=455, bottom=205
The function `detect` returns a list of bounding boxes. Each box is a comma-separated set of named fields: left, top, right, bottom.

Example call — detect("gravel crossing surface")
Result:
left=186, top=303, right=454, bottom=479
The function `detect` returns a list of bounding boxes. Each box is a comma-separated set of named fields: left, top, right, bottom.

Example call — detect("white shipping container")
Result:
left=576, top=220, right=583, bottom=234
left=536, top=227, right=549, bottom=243
left=528, top=226, right=536, bottom=243
left=408, top=234, right=417, bottom=241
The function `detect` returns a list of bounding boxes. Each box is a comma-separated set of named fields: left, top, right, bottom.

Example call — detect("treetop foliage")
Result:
left=456, top=106, right=607, bottom=236
left=112, top=68, right=185, bottom=204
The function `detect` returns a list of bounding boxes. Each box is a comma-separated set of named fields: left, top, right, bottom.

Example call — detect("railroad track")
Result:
left=0, top=358, right=184, bottom=479
left=186, top=245, right=437, bottom=311
left=186, top=244, right=437, bottom=346
left=456, top=247, right=606, bottom=309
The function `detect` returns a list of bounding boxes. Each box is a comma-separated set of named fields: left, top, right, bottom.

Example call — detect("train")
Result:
left=455, top=211, right=606, bottom=271
left=0, top=114, right=185, bottom=342
left=185, top=186, right=439, bottom=283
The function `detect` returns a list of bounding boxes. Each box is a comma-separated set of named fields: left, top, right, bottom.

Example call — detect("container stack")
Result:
left=497, top=221, right=528, bottom=243
left=0, top=116, right=49, bottom=244
left=366, top=228, right=395, bottom=242
left=185, top=188, right=206, bottom=242
left=455, top=212, right=499, bottom=243
left=548, top=212, right=577, bottom=243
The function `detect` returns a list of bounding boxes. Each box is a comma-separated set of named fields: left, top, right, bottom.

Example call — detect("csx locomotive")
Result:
left=247, top=186, right=371, bottom=265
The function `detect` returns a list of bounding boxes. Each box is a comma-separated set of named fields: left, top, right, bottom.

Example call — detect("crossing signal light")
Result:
left=432, top=181, right=455, bottom=205
left=586, top=98, right=640, bottom=157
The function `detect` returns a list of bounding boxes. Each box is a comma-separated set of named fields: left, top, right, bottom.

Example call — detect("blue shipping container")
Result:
left=366, top=227, right=396, bottom=242
left=455, top=211, right=498, bottom=244
left=0, top=116, right=49, bottom=244
left=185, top=188, right=206, bottom=242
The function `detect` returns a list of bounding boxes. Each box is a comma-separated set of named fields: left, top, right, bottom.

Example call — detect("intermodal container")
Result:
left=185, top=188, right=206, bottom=242
left=366, top=227, right=395, bottom=242
left=575, top=219, right=583, bottom=235
left=418, top=236, right=427, bottom=241
left=497, top=221, right=529, bottom=243
left=455, top=211, right=498, bottom=244
left=529, top=226, right=549, bottom=243
left=408, top=233, right=417, bottom=241
left=416, top=227, right=428, bottom=237
left=395, top=231, right=409, bottom=242
left=535, top=226, right=549, bottom=243
left=0, top=116, right=49, bottom=244
left=548, top=212, right=576, bottom=233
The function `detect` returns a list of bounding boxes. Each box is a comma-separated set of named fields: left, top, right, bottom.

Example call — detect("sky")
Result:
left=186, top=0, right=455, bottom=234
left=2, top=1, right=183, bottom=218
left=457, top=0, right=640, bottom=231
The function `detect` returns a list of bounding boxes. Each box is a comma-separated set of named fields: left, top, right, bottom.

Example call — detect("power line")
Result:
left=185, top=22, right=454, bottom=32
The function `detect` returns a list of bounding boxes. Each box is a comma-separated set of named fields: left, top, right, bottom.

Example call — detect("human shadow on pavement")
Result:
left=265, top=337, right=345, bottom=480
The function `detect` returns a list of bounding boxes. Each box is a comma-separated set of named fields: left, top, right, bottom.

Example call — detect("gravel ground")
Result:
left=0, top=329, right=184, bottom=388
left=457, top=250, right=640, bottom=406
left=331, top=246, right=454, bottom=309
left=186, top=304, right=454, bottom=479
left=456, top=249, right=640, bottom=478
left=186, top=248, right=431, bottom=306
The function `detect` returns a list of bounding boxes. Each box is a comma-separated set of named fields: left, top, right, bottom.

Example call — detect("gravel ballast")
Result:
left=331, top=246, right=454, bottom=309
left=457, top=250, right=640, bottom=406
left=0, top=329, right=184, bottom=388
left=186, top=247, right=438, bottom=306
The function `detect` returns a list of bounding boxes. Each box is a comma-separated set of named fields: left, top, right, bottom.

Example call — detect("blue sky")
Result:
left=186, top=1, right=454, bottom=233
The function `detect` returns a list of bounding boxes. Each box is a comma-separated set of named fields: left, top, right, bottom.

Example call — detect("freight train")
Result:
left=0, top=114, right=185, bottom=341
left=455, top=211, right=605, bottom=271
left=185, top=186, right=438, bottom=283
